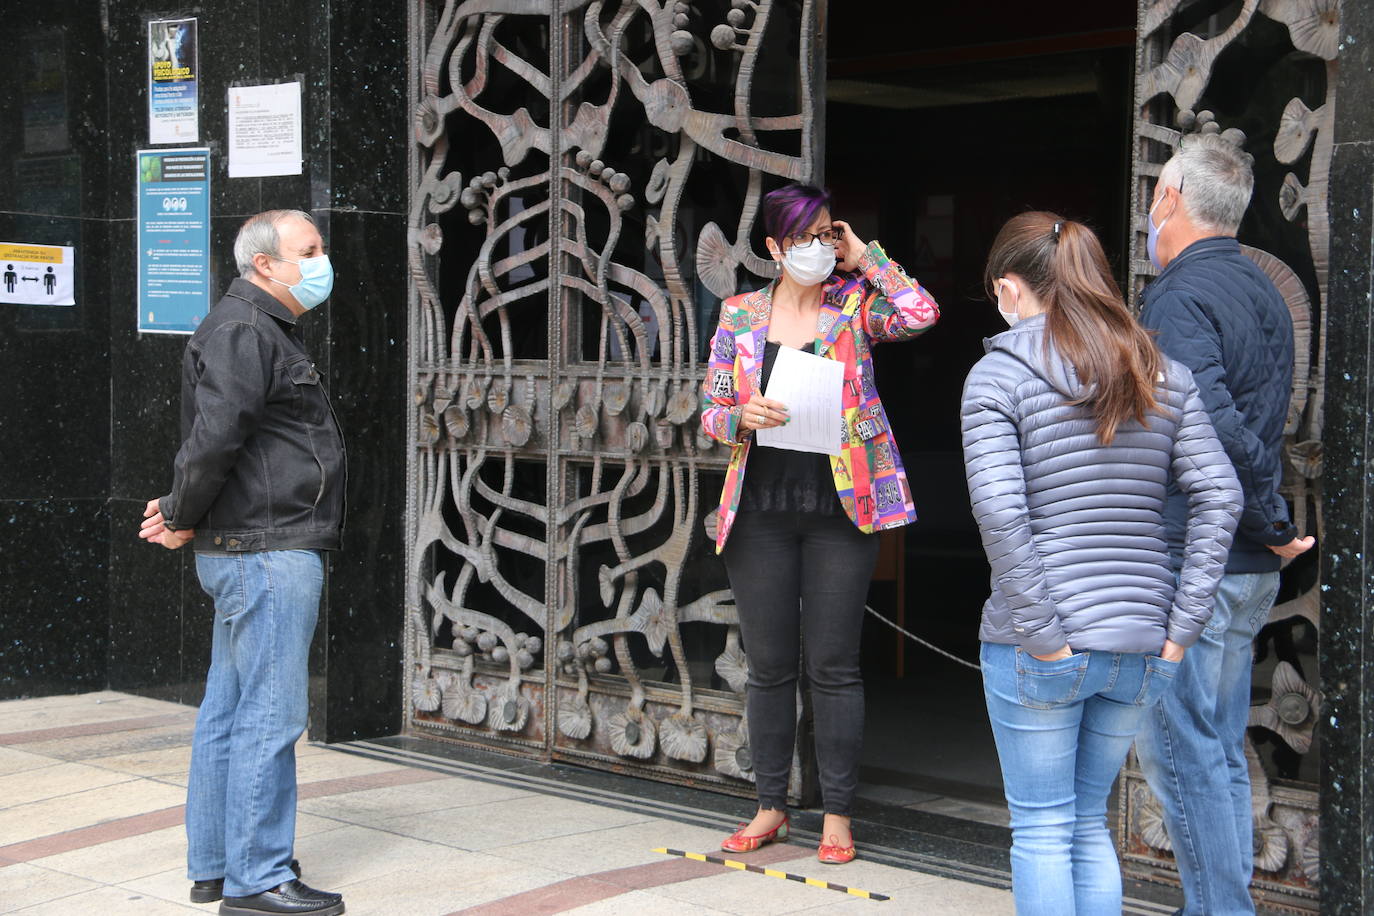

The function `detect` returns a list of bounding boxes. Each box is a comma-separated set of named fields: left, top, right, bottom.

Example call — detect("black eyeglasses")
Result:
left=788, top=226, right=843, bottom=247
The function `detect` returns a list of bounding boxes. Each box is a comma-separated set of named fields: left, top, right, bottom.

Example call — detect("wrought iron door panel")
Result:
left=1121, top=2, right=1339, bottom=908
left=407, top=0, right=821, bottom=792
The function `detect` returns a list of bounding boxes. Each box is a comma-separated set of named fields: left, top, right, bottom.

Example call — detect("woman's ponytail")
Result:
left=985, top=212, right=1161, bottom=445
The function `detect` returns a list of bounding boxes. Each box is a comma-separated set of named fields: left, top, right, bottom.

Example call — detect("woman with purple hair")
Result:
left=700, top=183, right=940, bottom=863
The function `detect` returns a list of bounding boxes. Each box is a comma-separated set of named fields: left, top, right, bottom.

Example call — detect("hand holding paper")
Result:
left=757, top=346, right=845, bottom=455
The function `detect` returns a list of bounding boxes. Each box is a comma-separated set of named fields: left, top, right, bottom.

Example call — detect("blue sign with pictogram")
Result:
left=136, top=147, right=211, bottom=334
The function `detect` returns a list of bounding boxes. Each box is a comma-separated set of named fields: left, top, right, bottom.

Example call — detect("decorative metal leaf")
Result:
left=1254, top=817, right=1292, bottom=874
left=695, top=222, right=740, bottom=299
left=665, top=387, right=697, bottom=425
left=442, top=677, right=488, bottom=725
left=502, top=405, right=533, bottom=447
left=1249, top=660, right=1322, bottom=753
left=627, top=421, right=649, bottom=453
left=631, top=588, right=672, bottom=657
left=418, top=409, right=440, bottom=446
left=661, top=712, right=709, bottom=763
left=411, top=673, right=441, bottom=712
left=443, top=404, right=469, bottom=442
left=1261, top=0, right=1340, bottom=60
left=487, top=688, right=530, bottom=732
left=714, top=641, right=749, bottom=693
left=1274, top=97, right=1318, bottom=164
left=558, top=694, right=593, bottom=740
left=1302, top=831, right=1320, bottom=882
left=1139, top=793, right=1173, bottom=851
left=608, top=708, right=657, bottom=759
left=575, top=405, right=599, bottom=439
left=1279, top=172, right=1307, bottom=220
left=604, top=382, right=630, bottom=416
left=713, top=718, right=755, bottom=782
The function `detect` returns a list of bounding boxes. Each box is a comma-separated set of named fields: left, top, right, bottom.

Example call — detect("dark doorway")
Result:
left=824, top=2, right=1139, bottom=823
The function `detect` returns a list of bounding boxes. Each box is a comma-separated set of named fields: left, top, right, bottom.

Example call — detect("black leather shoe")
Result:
left=218, top=879, right=343, bottom=916
left=190, top=859, right=302, bottom=904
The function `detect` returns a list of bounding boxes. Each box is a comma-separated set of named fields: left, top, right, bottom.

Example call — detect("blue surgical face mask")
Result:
left=1147, top=188, right=1177, bottom=272
left=269, top=254, right=334, bottom=310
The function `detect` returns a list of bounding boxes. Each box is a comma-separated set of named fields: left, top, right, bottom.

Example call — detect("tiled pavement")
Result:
left=0, top=692, right=1018, bottom=915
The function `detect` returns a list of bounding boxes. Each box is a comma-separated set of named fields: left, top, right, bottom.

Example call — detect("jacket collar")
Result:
left=1158, top=236, right=1240, bottom=282
left=225, top=276, right=300, bottom=325
left=746, top=274, right=858, bottom=363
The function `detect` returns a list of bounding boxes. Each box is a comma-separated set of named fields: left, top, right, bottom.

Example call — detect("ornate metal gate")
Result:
left=404, top=0, right=822, bottom=792
left=1119, top=1, right=1339, bottom=909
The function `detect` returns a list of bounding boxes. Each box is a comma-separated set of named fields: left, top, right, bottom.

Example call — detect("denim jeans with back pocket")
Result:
left=981, top=641, right=1180, bottom=916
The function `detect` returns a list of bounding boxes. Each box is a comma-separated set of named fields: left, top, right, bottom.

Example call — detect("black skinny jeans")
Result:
left=722, top=509, right=880, bottom=816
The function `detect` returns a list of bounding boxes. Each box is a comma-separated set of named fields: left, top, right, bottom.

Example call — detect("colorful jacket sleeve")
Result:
left=700, top=299, right=746, bottom=447
left=855, top=242, right=940, bottom=343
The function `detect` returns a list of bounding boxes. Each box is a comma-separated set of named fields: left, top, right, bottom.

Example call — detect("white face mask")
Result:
left=776, top=238, right=836, bottom=286
left=994, top=279, right=1020, bottom=326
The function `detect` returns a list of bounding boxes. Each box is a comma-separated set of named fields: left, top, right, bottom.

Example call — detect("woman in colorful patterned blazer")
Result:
left=699, top=183, right=940, bottom=864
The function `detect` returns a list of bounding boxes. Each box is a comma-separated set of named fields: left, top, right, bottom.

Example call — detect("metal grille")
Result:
left=1120, top=2, right=1339, bottom=908
left=404, top=0, right=821, bottom=793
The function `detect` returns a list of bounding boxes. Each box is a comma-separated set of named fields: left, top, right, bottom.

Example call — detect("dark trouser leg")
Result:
left=799, top=513, right=879, bottom=817
left=723, top=511, right=802, bottom=811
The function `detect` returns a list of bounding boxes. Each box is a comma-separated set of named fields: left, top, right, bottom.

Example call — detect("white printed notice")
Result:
left=757, top=346, right=845, bottom=456
left=227, top=82, right=302, bottom=178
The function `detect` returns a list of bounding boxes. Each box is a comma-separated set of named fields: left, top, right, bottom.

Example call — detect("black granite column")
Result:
left=0, top=1, right=113, bottom=699
left=1319, top=6, right=1374, bottom=913
left=101, top=0, right=406, bottom=740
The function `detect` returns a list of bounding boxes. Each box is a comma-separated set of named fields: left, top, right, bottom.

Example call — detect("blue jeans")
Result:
left=981, top=641, right=1180, bottom=916
left=186, top=550, right=323, bottom=897
left=1135, top=570, right=1280, bottom=916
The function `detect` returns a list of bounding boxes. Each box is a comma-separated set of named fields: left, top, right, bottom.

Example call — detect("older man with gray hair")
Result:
left=139, top=210, right=347, bottom=916
left=1134, top=134, right=1314, bottom=915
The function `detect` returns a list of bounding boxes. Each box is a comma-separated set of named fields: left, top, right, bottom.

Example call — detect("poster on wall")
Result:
left=136, top=148, right=211, bottom=334
left=227, top=82, right=302, bottom=177
left=148, top=18, right=199, bottom=144
left=0, top=243, right=75, bottom=306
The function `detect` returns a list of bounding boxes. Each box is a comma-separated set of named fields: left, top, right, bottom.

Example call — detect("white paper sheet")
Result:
left=228, top=82, right=302, bottom=178
left=757, top=345, right=845, bottom=456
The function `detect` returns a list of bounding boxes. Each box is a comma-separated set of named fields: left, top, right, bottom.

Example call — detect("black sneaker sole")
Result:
left=218, top=902, right=343, bottom=916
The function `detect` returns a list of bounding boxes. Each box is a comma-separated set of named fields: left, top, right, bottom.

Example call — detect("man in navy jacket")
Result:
left=1134, top=134, right=1314, bottom=916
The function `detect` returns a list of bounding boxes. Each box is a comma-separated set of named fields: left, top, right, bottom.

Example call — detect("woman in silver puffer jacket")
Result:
left=960, top=212, right=1242, bottom=916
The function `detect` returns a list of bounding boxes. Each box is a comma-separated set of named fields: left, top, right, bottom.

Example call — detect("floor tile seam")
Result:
left=26, top=855, right=176, bottom=888
left=0, top=865, right=111, bottom=912
left=0, top=766, right=445, bottom=867
left=440, top=873, right=627, bottom=916
left=0, top=806, right=187, bottom=865
left=0, top=774, right=171, bottom=817
left=0, top=767, right=144, bottom=805
left=0, top=713, right=196, bottom=746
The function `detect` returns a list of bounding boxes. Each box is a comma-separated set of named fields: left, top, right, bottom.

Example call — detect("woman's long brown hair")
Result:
left=984, top=212, right=1162, bottom=445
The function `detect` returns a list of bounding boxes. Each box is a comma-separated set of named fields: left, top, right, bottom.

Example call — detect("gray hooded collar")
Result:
left=983, top=313, right=1086, bottom=400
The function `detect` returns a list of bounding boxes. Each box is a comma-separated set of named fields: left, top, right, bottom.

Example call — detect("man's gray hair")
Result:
left=233, top=209, right=315, bottom=277
left=1158, top=134, right=1254, bottom=236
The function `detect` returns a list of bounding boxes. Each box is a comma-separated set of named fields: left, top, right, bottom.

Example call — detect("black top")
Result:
left=739, top=341, right=842, bottom=516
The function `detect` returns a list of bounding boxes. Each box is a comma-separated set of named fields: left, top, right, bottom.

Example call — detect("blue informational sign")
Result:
left=137, top=148, right=211, bottom=334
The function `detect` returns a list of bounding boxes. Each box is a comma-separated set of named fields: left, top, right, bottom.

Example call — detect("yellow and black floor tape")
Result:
left=653, top=847, right=890, bottom=902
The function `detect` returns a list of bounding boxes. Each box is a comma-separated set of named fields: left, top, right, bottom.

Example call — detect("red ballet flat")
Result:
left=721, top=814, right=790, bottom=853
left=817, top=833, right=856, bottom=864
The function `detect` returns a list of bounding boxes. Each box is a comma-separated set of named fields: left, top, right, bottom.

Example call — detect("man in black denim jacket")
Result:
left=139, top=210, right=346, bottom=916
